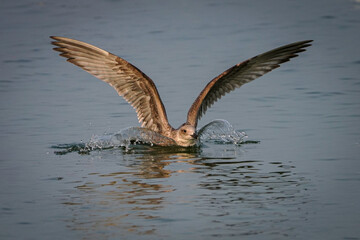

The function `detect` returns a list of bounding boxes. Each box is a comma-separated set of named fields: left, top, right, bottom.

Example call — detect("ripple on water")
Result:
left=55, top=152, right=309, bottom=239
left=50, top=120, right=310, bottom=238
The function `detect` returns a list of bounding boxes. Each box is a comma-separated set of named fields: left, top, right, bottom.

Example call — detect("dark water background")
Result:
left=1, top=0, right=359, bottom=239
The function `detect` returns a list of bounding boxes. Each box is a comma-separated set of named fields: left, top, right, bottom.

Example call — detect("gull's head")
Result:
left=175, top=124, right=198, bottom=147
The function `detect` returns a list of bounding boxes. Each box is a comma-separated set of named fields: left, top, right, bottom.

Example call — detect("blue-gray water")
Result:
left=1, top=0, right=360, bottom=239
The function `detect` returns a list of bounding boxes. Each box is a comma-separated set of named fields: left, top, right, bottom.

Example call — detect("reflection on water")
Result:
left=60, top=145, right=308, bottom=239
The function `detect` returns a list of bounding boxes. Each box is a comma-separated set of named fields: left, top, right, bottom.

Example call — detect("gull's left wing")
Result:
left=186, top=40, right=313, bottom=128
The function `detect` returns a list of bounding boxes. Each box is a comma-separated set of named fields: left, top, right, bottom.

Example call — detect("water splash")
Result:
left=52, top=120, right=250, bottom=154
left=87, top=127, right=177, bottom=150
left=89, top=120, right=247, bottom=148
left=52, top=127, right=177, bottom=155
left=198, top=119, right=248, bottom=144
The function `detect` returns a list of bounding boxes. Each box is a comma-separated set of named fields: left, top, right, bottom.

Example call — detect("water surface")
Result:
left=1, top=0, right=360, bottom=239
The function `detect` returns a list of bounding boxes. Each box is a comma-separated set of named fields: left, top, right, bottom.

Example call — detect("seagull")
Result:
left=51, top=36, right=312, bottom=147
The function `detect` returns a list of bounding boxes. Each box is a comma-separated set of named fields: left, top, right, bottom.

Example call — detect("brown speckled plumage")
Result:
left=51, top=36, right=312, bottom=146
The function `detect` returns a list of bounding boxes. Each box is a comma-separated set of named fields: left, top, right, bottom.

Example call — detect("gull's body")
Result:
left=51, top=36, right=312, bottom=147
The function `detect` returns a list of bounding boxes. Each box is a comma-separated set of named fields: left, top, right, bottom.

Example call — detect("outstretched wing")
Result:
left=51, top=36, right=173, bottom=134
left=186, top=40, right=313, bottom=128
